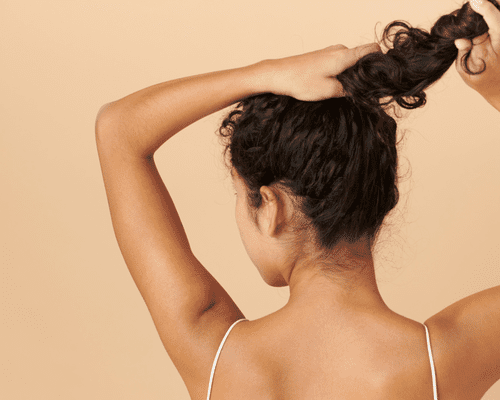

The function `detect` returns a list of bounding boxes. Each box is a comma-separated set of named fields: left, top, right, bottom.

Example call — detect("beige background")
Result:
left=1, top=0, right=499, bottom=398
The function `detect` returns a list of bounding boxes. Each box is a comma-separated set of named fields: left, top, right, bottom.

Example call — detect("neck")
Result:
left=285, top=240, right=390, bottom=315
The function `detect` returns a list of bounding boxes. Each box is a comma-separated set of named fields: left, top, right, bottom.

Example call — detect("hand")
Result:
left=266, top=43, right=382, bottom=102
left=455, top=0, right=500, bottom=104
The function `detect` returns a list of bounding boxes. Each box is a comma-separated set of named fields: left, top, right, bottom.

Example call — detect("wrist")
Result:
left=241, top=59, right=276, bottom=96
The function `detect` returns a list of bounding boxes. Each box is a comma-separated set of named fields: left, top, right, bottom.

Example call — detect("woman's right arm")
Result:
left=454, top=0, right=500, bottom=111
left=426, top=286, right=500, bottom=398
left=425, top=3, right=500, bottom=397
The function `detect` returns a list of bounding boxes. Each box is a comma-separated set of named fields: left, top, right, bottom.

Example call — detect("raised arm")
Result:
left=424, top=3, right=500, bottom=397
left=94, top=64, right=264, bottom=396
left=94, top=43, right=380, bottom=396
left=95, top=63, right=268, bottom=158
left=95, top=43, right=379, bottom=158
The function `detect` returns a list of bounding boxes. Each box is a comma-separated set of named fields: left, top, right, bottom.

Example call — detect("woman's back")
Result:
left=207, top=304, right=487, bottom=400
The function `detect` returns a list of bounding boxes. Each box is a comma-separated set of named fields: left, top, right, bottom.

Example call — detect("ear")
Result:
left=259, top=186, right=286, bottom=237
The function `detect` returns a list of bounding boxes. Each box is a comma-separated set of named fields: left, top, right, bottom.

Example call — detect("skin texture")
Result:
left=95, top=4, right=500, bottom=397
left=232, top=168, right=384, bottom=301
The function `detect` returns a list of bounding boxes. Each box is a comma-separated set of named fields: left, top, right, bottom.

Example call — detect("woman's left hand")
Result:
left=265, top=43, right=381, bottom=101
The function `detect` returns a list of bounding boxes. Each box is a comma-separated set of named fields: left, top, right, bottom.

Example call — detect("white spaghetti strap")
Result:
left=207, top=318, right=247, bottom=400
left=423, top=323, right=438, bottom=400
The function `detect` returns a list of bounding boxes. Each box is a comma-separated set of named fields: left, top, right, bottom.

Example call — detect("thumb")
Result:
left=454, top=39, right=473, bottom=73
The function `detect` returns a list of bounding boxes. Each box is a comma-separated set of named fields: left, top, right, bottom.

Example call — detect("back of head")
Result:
left=219, top=1, right=498, bottom=255
left=220, top=95, right=398, bottom=252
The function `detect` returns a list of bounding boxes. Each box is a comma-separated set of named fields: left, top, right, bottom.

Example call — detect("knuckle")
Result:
left=330, top=44, right=348, bottom=52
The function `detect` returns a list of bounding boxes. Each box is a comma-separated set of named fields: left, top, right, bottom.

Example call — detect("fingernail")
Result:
left=471, top=0, right=483, bottom=12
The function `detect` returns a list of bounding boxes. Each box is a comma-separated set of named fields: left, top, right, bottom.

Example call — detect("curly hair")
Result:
left=218, top=1, right=498, bottom=253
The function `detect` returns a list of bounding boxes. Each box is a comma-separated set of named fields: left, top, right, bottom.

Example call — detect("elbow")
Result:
left=97, top=102, right=112, bottom=119
left=95, top=102, right=122, bottom=145
left=94, top=103, right=147, bottom=158
left=95, top=102, right=114, bottom=130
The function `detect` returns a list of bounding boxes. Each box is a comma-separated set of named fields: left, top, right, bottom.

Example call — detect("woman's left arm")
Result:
left=94, top=43, right=380, bottom=395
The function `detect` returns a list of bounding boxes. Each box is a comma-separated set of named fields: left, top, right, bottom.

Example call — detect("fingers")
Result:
left=337, top=43, right=381, bottom=72
left=455, top=39, right=473, bottom=76
left=455, top=37, right=490, bottom=75
left=455, top=38, right=473, bottom=51
left=471, top=0, right=500, bottom=50
left=357, top=43, right=382, bottom=58
left=454, top=34, right=489, bottom=52
left=331, top=80, right=346, bottom=98
left=328, top=44, right=348, bottom=52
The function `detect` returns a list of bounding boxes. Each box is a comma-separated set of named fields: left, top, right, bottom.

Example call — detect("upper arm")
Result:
left=428, top=285, right=500, bottom=394
left=95, top=108, right=245, bottom=393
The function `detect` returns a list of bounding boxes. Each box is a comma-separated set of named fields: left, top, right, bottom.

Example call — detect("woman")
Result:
left=95, top=0, right=500, bottom=398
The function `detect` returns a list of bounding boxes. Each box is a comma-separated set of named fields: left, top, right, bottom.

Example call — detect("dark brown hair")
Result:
left=219, top=1, right=498, bottom=252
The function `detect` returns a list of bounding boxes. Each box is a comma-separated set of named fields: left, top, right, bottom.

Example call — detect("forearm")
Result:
left=97, top=60, right=272, bottom=158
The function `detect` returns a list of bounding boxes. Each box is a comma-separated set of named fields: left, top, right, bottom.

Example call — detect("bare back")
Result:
left=206, top=306, right=491, bottom=400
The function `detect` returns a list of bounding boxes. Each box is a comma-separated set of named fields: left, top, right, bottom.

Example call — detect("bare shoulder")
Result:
left=425, top=285, right=500, bottom=400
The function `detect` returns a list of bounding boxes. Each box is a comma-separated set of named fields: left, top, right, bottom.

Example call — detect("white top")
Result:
left=207, top=319, right=438, bottom=400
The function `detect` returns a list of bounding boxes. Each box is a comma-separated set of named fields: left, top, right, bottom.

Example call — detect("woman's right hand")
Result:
left=455, top=0, right=500, bottom=108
